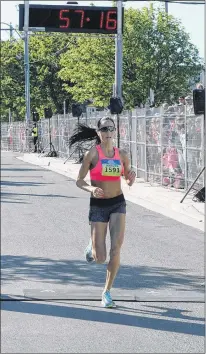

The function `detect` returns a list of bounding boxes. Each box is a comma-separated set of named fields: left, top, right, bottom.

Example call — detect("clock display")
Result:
left=19, top=5, right=124, bottom=34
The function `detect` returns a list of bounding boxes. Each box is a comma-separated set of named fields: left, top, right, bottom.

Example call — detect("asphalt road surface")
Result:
left=1, top=152, right=205, bottom=353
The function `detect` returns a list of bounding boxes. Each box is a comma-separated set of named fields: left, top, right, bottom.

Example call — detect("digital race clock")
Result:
left=19, top=5, right=124, bottom=34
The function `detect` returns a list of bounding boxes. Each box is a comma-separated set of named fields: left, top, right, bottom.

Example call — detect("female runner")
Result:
left=69, top=117, right=136, bottom=307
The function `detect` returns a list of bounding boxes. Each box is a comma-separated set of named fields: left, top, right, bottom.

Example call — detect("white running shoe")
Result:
left=84, top=239, right=94, bottom=263
left=101, top=290, right=116, bottom=308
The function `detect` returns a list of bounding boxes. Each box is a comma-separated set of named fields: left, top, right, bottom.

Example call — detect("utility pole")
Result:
left=63, top=100, right=66, bottom=119
left=165, top=0, right=168, bottom=13
left=24, top=0, right=30, bottom=123
left=115, top=0, right=123, bottom=148
left=9, top=23, right=13, bottom=40
left=9, top=108, right=12, bottom=125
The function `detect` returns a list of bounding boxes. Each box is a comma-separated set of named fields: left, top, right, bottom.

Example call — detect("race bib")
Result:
left=101, top=159, right=121, bottom=177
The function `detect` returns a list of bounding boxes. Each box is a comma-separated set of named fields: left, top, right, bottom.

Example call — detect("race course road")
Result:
left=1, top=152, right=205, bottom=353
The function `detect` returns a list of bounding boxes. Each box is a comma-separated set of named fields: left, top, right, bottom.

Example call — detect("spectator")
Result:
left=165, top=105, right=175, bottom=114
left=32, top=123, right=38, bottom=153
left=177, top=96, right=186, bottom=115
left=7, top=124, right=13, bottom=150
left=162, top=103, right=169, bottom=112
left=185, top=95, right=194, bottom=115
left=178, top=96, right=186, bottom=105
left=175, top=116, right=186, bottom=174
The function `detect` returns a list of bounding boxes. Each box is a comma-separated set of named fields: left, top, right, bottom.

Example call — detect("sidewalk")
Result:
left=17, top=153, right=205, bottom=231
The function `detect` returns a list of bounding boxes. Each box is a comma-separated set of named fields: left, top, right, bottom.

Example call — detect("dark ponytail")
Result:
left=69, top=117, right=115, bottom=152
left=69, top=123, right=100, bottom=149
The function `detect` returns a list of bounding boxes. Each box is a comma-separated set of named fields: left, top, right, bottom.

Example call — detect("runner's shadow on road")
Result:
left=118, top=303, right=205, bottom=322
left=1, top=299, right=204, bottom=337
left=1, top=255, right=204, bottom=293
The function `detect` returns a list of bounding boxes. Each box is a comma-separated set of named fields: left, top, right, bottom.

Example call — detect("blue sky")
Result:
left=1, top=0, right=205, bottom=59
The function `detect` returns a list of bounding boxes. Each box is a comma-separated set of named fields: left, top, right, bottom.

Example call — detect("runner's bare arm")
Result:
left=120, top=149, right=136, bottom=186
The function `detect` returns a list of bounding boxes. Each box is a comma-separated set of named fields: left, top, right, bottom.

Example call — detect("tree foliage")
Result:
left=59, top=5, right=203, bottom=108
left=1, top=5, right=203, bottom=122
left=1, top=40, right=25, bottom=121
left=1, top=33, right=73, bottom=121
left=59, top=34, right=115, bottom=108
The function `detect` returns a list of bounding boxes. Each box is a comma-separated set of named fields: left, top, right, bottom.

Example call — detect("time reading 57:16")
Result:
left=59, top=9, right=117, bottom=30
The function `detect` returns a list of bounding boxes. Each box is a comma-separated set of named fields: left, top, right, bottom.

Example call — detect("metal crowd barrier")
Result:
left=1, top=106, right=204, bottom=191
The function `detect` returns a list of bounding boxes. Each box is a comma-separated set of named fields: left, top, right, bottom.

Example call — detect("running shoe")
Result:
left=101, top=290, right=116, bottom=308
left=84, top=238, right=94, bottom=263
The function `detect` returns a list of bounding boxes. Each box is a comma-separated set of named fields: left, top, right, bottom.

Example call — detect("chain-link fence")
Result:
left=1, top=121, right=34, bottom=153
left=1, top=106, right=204, bottom=190
left=132, top=106, right=204, bottom=190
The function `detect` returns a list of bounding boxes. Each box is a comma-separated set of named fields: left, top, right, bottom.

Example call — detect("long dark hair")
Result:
left=69, top=117, right=115, bottom=149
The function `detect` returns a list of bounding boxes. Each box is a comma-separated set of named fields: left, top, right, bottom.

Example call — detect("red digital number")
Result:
left=106, top=11, right=117, bottom=30
left=59, top=10, right=70, bottom=28
left=100, top=11, right=104, bottom=29
left=75, top=10, right=85, bottom=28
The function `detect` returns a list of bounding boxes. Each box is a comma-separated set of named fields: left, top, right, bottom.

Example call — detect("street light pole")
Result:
left=24, top=0, right=30, bottom=123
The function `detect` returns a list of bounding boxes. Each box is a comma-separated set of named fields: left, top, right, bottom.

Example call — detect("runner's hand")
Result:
left=92, top=187, right=104, bottom=198
left=126, top=170, right=136, bottom=186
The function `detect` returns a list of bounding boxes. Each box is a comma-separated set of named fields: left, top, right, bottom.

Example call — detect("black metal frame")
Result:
left=180, top=167, right=205, bottom=203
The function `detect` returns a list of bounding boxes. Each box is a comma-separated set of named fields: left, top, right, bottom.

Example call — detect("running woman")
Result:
left=69, top=117, right=136, bottom=307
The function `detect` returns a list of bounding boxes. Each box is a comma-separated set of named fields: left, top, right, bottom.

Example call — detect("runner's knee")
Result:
left=110, top=244, right=122, bottom=258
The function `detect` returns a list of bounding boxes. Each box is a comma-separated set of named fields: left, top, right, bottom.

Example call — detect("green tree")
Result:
left=1, top=40, right=25, bottom=121
left=123, top=6, right=203, bottom=106
left=59, top=34, right=115, bottom=107
left=59, top=5, right=203, bottom=108
left=1, top=33, right=75, bottom=121
left=28, top=33, right=75, bottom=115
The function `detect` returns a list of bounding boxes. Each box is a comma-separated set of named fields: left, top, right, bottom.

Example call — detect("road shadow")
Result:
left=1, top=200, right=30, bottom=204
left=67, top=301, right=205, bottom=322
left=1, top=181, right=52, bottom=187
left=1, top=168, right=47, bottom=172
left=1, top=298, right=204, bottom=337
left=1, top=192, right=80, bottom=203
left=1, top=255, right=204, bottom=293
left=118, top=304, right=205, bottom=322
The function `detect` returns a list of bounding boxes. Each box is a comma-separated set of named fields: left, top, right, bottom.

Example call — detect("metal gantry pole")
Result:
left=115, top=0, right=123, bottom=100
left=9, top=108, right=12, bottom=125
left=115, top=0, right=123, bottom=148
left=9, top=22, right=13, bottom=40
left=24, top=0, right=30, bottom=124
left=165, top=0, right=168, bottom=13
left=63, top=100, right=66, bottom=119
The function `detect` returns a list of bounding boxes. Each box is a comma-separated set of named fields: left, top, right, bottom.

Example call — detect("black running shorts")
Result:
left=89, top=194, right=126, bottom=223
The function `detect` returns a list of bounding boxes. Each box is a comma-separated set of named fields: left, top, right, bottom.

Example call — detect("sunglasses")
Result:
left=98, top=126, right=116, bottom=133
